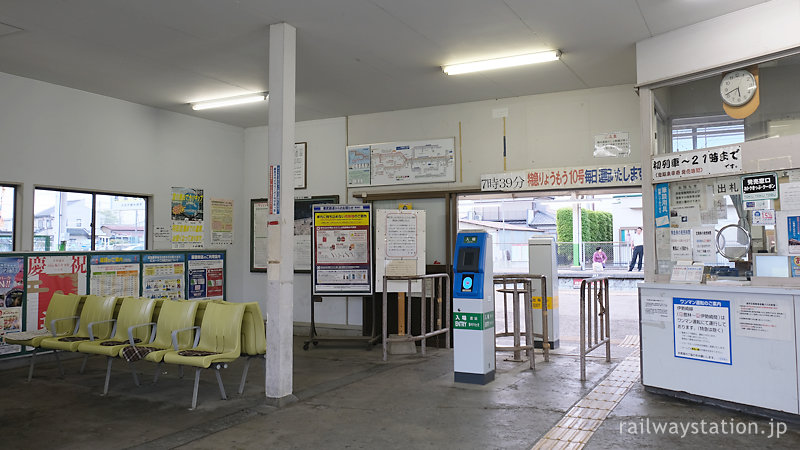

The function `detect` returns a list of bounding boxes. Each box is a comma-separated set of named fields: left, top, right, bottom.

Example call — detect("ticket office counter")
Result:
left=639, top=282, right=800, bottom=415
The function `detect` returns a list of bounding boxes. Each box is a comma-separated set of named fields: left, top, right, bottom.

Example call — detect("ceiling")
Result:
left=0, top=0, right=771, bottom=128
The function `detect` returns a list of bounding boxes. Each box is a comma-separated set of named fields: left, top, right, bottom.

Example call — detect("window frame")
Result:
left=32, top=187, right=149, bottom=252
left=0, top=183, right=18, bottom=251
left=670, top=114, right=745, bottom=152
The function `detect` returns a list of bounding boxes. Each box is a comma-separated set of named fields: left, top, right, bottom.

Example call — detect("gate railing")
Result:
left=579, top=276, right=611, bottom=380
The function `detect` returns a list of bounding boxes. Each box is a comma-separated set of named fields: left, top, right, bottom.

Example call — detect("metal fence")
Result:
left=556, top=241, right=632, bottom=269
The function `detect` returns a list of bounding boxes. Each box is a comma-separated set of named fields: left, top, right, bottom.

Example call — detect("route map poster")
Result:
left=312, top=204, right=373, bottom=295
left=346, top=138, right=455, bottom=187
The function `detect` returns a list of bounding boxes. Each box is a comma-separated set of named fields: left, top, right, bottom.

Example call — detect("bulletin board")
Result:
left=250, top=196, right=339, bottom=273
left=374, top=209, right=426, bottom=293
left=0, top=249, right=226, bottom=359
left=312, top=204, right=373, bottom=296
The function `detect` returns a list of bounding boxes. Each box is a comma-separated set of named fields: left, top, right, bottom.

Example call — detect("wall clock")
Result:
left=721, top=66, right=760, bottom=119
left=720, top=69, right=757, bottom=106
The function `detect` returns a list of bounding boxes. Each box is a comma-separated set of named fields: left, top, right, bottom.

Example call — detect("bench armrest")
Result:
left=49, top=316, right=80, bottom=337
left=127, top=322, right=157, bottom=346
left=171, top=326, right=201, bottom=351
left=88, top=318, right=117, bottom=341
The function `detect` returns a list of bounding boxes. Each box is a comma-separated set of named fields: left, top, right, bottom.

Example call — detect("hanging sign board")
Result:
left=312, top=204, right=373, bottom=296
left=741, top=172, right=778, bottom=201
left=481, top=163, right=642, bottom=192
left=652, top=146, right=741, bottom=182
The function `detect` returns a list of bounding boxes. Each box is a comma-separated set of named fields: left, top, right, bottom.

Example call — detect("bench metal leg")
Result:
left=79, top=354, right=89, bottom=374
left=238, top=357, right=252, bottom=395
left=128, top=361, right=140, bottom=386
left=27, top=348, right=38, bottom=382
left=153, top=362, right=163, bottom=383
left=215, top=366, right=227, bottom=400
left=54, top=350, right=64, bottom=377
left=191, top=368, right=202, bottom=410
left=102, top=357, right=113, bottom=395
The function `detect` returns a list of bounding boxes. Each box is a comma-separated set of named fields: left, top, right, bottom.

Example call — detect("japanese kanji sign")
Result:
left=652, top=145, right=742, bottom=181
left=741, top=172, right=778, bottom=201
left=481, top=163, right=642, bottom=192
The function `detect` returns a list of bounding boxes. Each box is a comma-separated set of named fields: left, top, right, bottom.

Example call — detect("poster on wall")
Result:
left=171, top=187, right=204, bottom=249
left=673, top=297, right=731, bottom=365
left=0, top=256, right=25, bottom=354
left=26, top=255, right=87, bottom=331
left=788, top=215, right=800, bottom=255
left=142, top=253, right=185, bottom=300
left=294, top=196, right=339, bottom=272
left=670, top=229, right=693, bottom=261
left=691, top=227, right=717, bottom=263
left=210, top=198, right=234, bottom=245
left=654, top=183, right=670, bottom=228
left=250, top=199, right=270, bottom=272
left=375, top=209, right=426, bottom=293
left=346, top=146, right=371, bottom=187
left=0, top=306, right=22, bottom=354
left=312, top=204, right=372, bottom=295
left=735, top=299, right=792, bottom=341
left=187, top=253, right=224, bottom=300
left=89, top=254, right=140, bottom=297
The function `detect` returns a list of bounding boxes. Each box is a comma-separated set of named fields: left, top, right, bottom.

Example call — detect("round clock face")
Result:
left=720, top=69, right=757, bottom=107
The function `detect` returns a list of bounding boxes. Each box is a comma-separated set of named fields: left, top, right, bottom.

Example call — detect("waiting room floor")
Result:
left=3, top=331, right=799, bottom=449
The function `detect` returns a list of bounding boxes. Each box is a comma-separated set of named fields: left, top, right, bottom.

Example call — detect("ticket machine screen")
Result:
left=457, top=247, right=481, bottom=273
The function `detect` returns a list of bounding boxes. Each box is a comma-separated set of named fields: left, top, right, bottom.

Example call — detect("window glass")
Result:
left=33, top=188, right=147, bottom=251
left=95, top=194, right=146, bottom=250
left=0, top=185, right=15, bottom=251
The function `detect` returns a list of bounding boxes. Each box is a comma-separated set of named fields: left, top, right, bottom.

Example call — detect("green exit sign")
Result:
left=463, top=236, right=478, bottom=244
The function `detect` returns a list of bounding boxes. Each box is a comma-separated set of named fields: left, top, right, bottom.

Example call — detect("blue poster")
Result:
left=673, top=298, right=731, bottom=365
left=788, top=216, right=800, bottom=255
left=654, top=183, right=670, bottom=228
left=0, top=256, right=24, bottom=307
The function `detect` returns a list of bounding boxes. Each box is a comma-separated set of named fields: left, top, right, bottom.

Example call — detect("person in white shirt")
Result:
left=628, top=227, right=643, bottom=271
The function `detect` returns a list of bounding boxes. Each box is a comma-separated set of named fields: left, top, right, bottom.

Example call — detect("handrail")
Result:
left=382, top=273, right=451, bottom=361
left=579, top=276, right=611, bottom=380
left=493, top=274, right=550, bottom=363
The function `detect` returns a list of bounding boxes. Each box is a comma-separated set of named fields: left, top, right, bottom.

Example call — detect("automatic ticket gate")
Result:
left=452, top=230, right=495, bottom=384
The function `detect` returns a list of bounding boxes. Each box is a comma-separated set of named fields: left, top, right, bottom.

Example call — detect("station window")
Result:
left=33, top=188, right=147, bottom=251
left=671, top=115, right=745, bottom=152
left=0, top=185, right=16, bottom=251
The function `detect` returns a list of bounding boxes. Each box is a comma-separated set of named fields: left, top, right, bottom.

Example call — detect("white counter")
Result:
left=639, top=282, right=800, bottom=415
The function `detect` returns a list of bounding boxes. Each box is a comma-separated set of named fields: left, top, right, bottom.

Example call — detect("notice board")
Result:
left=312, top=204, right=373, bottom=296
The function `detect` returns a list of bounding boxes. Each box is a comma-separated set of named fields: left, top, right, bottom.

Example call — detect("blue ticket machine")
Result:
left=453, top=230, right=495, bottom=384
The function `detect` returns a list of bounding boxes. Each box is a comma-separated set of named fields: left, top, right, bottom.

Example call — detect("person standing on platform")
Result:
left=628, top=227, right=643, bottom=271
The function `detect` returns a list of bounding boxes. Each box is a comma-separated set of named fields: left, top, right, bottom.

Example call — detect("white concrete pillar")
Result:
left=265, top=22, right=296, bottom=404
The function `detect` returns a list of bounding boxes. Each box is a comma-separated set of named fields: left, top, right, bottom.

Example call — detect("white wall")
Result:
left=0, top=71, right=247, bottom=299
left=242, top=118, right=361, bottom=326
left=347, top=85, right=641, bottom=193
left=637, top=0, right=800, bottom=86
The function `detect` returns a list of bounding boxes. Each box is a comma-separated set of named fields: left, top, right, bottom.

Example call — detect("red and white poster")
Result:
left=26, top=255, right=88, bottom=331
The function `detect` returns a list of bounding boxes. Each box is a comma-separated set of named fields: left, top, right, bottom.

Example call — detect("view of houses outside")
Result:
left=33, top=189, right=145, bottom=251
left=458, top=194, right=643, bottom=273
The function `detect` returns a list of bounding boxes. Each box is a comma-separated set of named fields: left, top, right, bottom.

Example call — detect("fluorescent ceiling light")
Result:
left=191, top=93, right=267, bottom=110
left=442, top=50, right=561, bottom=75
